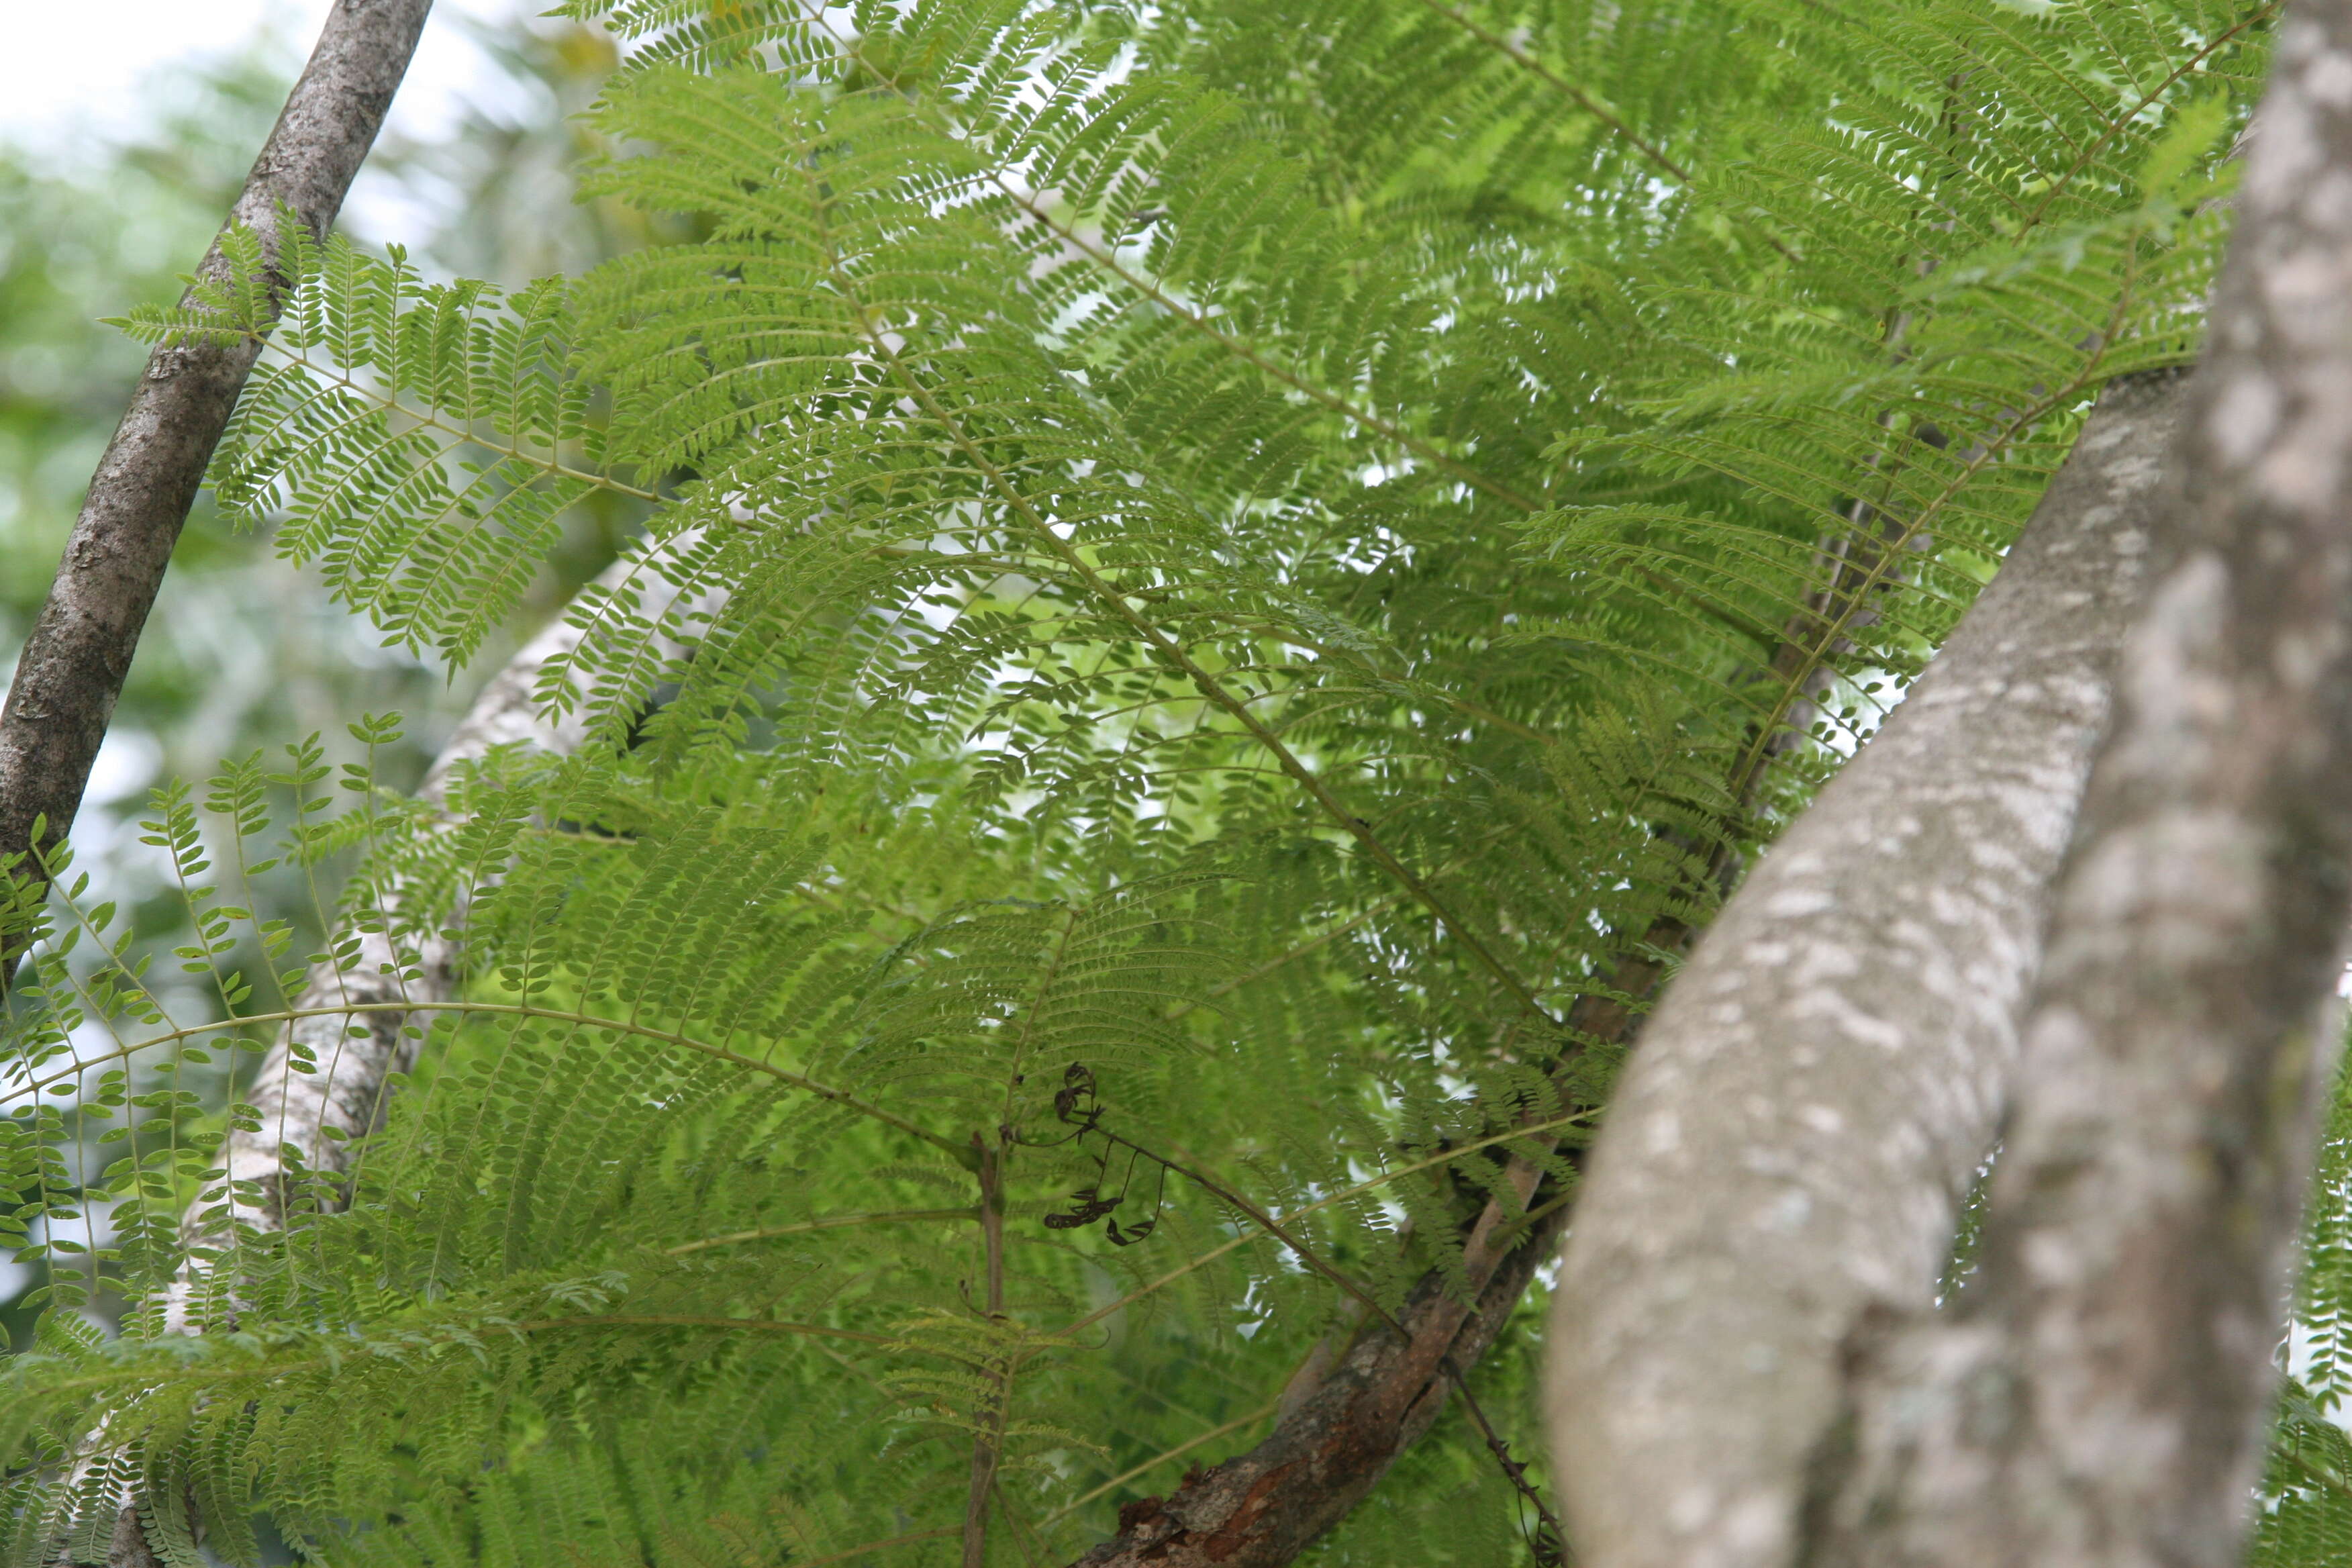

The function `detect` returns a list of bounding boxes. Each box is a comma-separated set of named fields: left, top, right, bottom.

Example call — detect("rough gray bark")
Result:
left=1800, top=8, right=2352, bottom=1562
left=1543, top=369, right=2185, bottom=1568
left=0, top=0, right=432, bottom=911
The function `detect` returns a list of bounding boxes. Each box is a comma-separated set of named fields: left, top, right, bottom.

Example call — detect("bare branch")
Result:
left=1071, top=1191, right=1571, bottom=1568
left=25, top=9, right=437, bottom=1555
left=162, top=548, right=696, bottom=1329
left=0, top=0, right=435, bottom=928
left=1063, top=934, right=1683, bottom=1568
left=966, top=1136, right=1011, bottom=1568
left=63, top=549, right=701, bottom=1563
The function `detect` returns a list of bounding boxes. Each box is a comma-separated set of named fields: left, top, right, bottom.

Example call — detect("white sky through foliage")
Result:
left=0, top=0, right=535, bottom=238
left=0, top=0, right=564, bottom=832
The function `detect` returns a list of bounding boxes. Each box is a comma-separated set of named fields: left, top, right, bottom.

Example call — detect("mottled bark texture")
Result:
left=1067, top=944, right=1683, bottom=1568
left=87, top=558, right=698, bottom=1568
left=92, top=557, right=685, bottom=1563
left=83, top=579, right=634, bottom=1568
left=161, top=552, right=684, bottom=1330
left=1544, top=369, right=2185, bottom=1568
left=0, top=0, right=431, bottom=901
left=1801, top=9, right=2352, bottom=1563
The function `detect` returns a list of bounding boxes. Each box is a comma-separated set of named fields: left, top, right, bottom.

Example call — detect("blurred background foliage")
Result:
left=0, top=3, right=662, bottom=1342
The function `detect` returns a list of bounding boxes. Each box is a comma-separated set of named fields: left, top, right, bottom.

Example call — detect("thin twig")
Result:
left=1043, top=1400, right=1283, bottom=1524
left=665, top=1208, right=979, bottom=1256
left=1408, top=0, right=1694, bottom=182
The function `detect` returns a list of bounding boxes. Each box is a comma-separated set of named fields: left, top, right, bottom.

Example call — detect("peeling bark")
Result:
left=1802, top=8, right=2352, bottom=1562
left=0, top=0, right=432, bottom=922
left=1543, top=369, right=2184, bottom=1568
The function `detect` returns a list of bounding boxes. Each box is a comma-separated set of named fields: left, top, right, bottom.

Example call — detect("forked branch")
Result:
left=1546, top=370, right=2182, bottom=1568
left=1807, top=7, right=2352, bottom=1557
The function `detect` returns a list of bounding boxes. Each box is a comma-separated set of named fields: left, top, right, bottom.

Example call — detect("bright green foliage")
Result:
left=2259, top=1056, right=2352, bottom=1564
left=0, top=2, right=2278, bottom=1565
left=134, top=226, right=627, bottom=665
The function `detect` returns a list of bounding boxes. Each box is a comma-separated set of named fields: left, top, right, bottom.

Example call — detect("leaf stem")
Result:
left=850, top=311, right=1556, bottom=1026
left=664, top=1208, right=979, bottom=1255
left=1, top=999, right=963, bottom=1156
left=1042, top=1398, right=1284, bottom=1524
left=1409, top=0, right=1694, bottom=183
left=965, top=1133, right=1010, bottom=1568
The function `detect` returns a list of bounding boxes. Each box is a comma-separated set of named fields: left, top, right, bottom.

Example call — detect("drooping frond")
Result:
left=115, top=226, right=652, bottom=665
left=5, top=3, right=2287, bottom=1566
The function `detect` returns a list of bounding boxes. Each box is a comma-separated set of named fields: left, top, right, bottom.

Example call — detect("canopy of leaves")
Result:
left=0, top=2, right=2288, bottom=1565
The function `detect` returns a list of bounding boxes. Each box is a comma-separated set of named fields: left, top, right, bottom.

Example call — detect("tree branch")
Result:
left=0, top=0, right=434, bottom=936
left=1069, top=1175, right=1572, bottom=1568
left=1061, top=933, right=1683, bottom=1568
left=161, top=548, right=699, bottom=1330
left=1804, top=7, right=2352, bottom=1558
left=1055, top=132, right=2136, bottom=1568
left=1542, top=369, right=2182, bottom=1568
left=68, top=548, right=705, bottom=1563
left=966, top=1134, right=1010, bottom=1568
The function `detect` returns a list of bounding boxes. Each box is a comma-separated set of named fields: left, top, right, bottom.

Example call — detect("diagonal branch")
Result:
left=1545, top=369, right=2184, bottom=1568
left=965, top=1136, right=1011, bottom=1568
left=161, top=548, right=713, bottom=1332
left=1806, top=7, right=2352, bottom=1557
left=1062, top=931, right=1683, bottom=1568
left=0, top=0, right=434, bottom=954
left=69, top=546, right=716, bottom=1565
left=1057, top=369, right=2181, bottom=1568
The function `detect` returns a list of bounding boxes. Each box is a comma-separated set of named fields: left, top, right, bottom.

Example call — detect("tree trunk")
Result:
left=0, top=0, right=432, bottom=929
left=1801, top=7, right=2352, bottom=1561
left=1544, top=368, right=2184, bottom=1568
